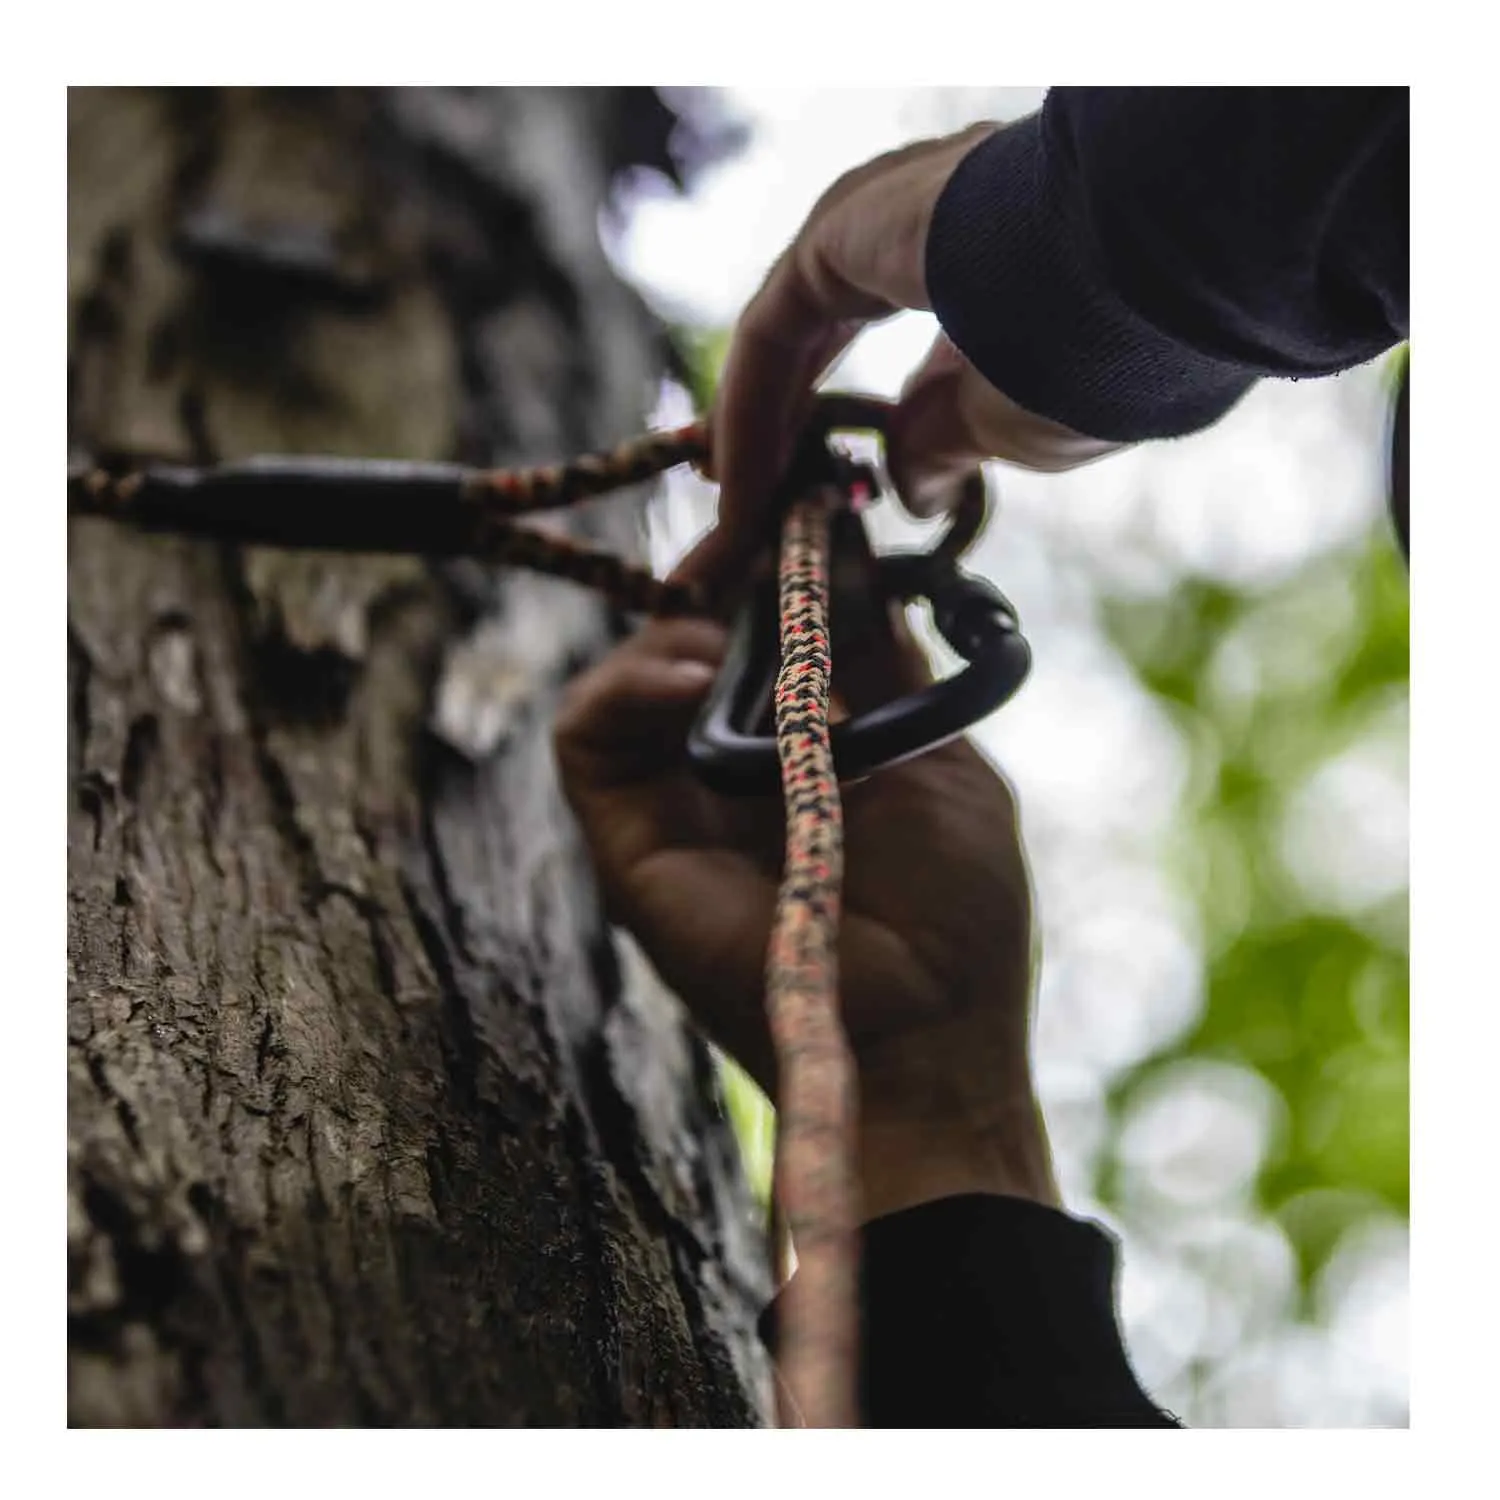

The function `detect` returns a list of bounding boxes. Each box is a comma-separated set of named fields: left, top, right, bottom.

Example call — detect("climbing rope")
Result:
left=68, top=429, right=713, bottom=616
left=68, top=418, right=867, bottom=1429
left=764, top=488, right=858, bottom=1428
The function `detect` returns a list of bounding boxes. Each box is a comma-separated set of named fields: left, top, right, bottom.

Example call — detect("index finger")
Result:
left=554, top=617, right=729, bottom=780
left=699, top=256, right=868, bottom=585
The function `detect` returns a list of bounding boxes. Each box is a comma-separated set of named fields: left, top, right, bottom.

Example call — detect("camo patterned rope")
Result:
left=67, top=424, right=711, bottom=616
left=766, top=487, right=859, bottom=1429
left=467, top=519, right=703, bottom=615
left=460, top=424, right=709, bottom=512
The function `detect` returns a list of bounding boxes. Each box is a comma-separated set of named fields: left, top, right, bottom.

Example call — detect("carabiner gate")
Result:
left=686, top=401, right=1032, bottom=796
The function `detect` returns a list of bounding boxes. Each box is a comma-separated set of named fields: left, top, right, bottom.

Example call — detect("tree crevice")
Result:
left=69, top=84, right=768, bottom=1430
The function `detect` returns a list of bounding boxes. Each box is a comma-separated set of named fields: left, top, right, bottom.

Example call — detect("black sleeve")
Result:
left=925, top=87, right=1409, bottom=442
left=760, top=1194, right=1180, bottom=1427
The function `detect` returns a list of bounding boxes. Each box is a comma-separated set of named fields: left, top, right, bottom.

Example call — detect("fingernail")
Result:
left=669, top=660, right=718, bottom=690
left=912, top=476, right=964, bottom=518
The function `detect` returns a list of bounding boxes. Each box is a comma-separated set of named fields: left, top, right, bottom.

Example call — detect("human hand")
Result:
left=687, top=122, right=1123, bottom=591
left=554, top=602, right=1060, bottom=1222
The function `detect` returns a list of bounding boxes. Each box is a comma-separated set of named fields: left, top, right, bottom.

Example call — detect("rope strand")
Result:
left=766, top=489, right=859, bottom=1428
left=67, top=426, right=710, bottom=615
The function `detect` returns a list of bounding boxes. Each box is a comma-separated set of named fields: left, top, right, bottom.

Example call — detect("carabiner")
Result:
left=686, top=402, right=1031, bottom=796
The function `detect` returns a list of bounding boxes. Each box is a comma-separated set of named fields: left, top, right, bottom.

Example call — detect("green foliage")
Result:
left=1099, top=529, right=1409, bottom=1287
left=666, top=323, right=733, bottom=416
left=718, top=1048, right=775, bottom=1208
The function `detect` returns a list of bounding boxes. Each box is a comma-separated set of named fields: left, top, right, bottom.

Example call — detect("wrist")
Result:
left=856, top=1087, right=1061, bottom=1224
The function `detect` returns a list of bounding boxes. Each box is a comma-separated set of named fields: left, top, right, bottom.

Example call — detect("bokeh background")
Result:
left=606, top=88, right=1409, bottom=1427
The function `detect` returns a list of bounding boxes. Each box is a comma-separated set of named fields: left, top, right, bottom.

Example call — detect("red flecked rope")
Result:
left=67, top=426, right=714, bottom=617
left=765, top=489, right=858, bottom=1428
left=68, top=422, right=861, bottom=1428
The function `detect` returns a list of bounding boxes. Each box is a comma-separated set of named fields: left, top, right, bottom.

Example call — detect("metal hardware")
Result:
left=687, top=409, right=1031, bottom=795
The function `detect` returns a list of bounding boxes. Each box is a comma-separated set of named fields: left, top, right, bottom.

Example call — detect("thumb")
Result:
left=886, top=333, right=1127, bottom=516
left=884, top=335, right=995, bottom=518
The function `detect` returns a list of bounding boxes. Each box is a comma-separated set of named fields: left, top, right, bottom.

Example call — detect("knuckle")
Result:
left=642, top=615, right=728, bottom=665
left=554, top=668, right=603, bottom=745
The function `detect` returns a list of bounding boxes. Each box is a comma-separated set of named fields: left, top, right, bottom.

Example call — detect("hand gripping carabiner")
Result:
left=686, top=401, right=1031, bottom=796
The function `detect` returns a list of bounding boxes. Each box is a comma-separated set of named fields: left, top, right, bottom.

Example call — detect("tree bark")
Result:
left=67, top=85, right=769, bottom=1427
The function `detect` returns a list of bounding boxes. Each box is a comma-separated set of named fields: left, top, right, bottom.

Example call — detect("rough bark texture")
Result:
left=67, top=85, right=769, bottom=1427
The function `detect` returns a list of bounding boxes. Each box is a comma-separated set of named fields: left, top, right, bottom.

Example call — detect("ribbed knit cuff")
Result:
left=761, top=1194, right=1176, bottom=1427
left=925, top=115, right=1257, bottom=443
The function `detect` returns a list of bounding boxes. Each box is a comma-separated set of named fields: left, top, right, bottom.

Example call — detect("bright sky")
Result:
left=612, top=87, right=1044, bottom=328
left=608, top=87, right=1407, bottom=1426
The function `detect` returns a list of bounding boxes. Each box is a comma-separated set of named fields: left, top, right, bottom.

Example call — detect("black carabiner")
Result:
left=686, top=406, right=1031, bottom=796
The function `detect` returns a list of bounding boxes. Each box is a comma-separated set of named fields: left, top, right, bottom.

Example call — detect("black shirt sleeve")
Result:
left=761, top=1194, right=1180, bottom=1427
left=925, top=87, right=1409, bottom=442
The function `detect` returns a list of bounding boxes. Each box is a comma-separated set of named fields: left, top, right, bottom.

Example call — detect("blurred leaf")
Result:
left=717, top=1048, right=775, bottom=1209
left=1100, top=522, right=1408, bottom=1291
left=664, top=322, right=731, bottom=414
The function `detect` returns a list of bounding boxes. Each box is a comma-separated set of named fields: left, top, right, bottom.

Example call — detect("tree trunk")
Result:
left=67, top=85, right=769, bottom=1428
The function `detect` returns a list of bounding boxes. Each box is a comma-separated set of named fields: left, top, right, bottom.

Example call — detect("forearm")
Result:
left=926, top=87, right=1409, bottom=442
